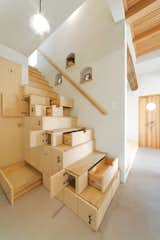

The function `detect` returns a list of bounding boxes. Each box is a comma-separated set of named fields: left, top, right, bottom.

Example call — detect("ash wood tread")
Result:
left=29, top=75, right=49, bottom=86
left=0, top=162, right=42, bottom=191
left=45, top=127, right=85, bottom=134
left=79, top=171, right=120, bottom=209
left=66, top=151, right=106, bottom=176
left=0, top=162, right=42, bottom=205
left=23, top=85, right=57, bottom=98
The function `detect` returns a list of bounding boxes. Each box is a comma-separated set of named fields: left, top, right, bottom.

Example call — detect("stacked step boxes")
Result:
left=24, top=67, right=120, bottom=231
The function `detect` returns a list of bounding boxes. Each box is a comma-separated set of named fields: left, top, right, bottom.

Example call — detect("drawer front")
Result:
left=43, top=173, right=50, bottom=191
left=64, top=129, right=93, bottom=146
left=30, top=105, right=47, bottom=116
left=42, top=117, right=75, bottom=130
left=30, top=117, right=42, bottom=130
left=46, top=106, right=63, bottom=117
left=41, top=147, right=62, bottom=175
left=78, top=197, right=98, bottom=231
left=30, top=95, right=50, bottom=105
left=64, top=186, right=78, bottom=215
left=50, top=169, right=69, bottom=198
left=59, top=96, right=73, bottom=108
left=25, top=147, right=43, bottom=172
left=30, top=130, right=47, bottom=147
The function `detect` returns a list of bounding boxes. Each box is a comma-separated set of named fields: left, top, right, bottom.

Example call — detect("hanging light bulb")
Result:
left=30, top=0, right=50, bottom=35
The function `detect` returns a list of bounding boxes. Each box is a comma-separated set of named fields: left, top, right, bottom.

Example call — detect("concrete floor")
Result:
left=0, top=148, right=160, bottom=240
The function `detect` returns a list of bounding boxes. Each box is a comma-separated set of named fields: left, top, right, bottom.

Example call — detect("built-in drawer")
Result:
left=30, top=104, right=47, bottom=116
left=78, top=171, right=120, bottom=231
left=46, top=105, right=63, bottom=117
left=26, top=116, right=77, bottom=130
left=63, top=129, right=93, bottom=146
left=89, top=158, right=118, bottom=192
left=29, top=130, right=47, bottom=148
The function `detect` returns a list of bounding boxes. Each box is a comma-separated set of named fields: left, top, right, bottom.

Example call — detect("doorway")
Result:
left=139, top=94, right=160, bottom=148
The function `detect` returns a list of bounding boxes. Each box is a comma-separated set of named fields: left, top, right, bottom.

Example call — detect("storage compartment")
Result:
left=0, top=162, right=42, bottom=205
left=30, top=104, right=47, bottom=116
left=78, top=171, right=120, bottom=231
left=89, top=157, right=118, bottom=192
left=25, top=116, right=77, bottom=130
left=63, top=129, right=93, bottom=146
left=29, top=130, right=47, bottom=148
left=46, top=105, right=63, bottom=117
left=55, top=96, right=74, bottom=108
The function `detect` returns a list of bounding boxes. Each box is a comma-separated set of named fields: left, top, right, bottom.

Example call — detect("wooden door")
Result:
left=139, top=95, right=160, bottom=148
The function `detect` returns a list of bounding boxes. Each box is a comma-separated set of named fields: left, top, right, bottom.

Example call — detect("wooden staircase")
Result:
left=0, top=66, right=120, bottom=231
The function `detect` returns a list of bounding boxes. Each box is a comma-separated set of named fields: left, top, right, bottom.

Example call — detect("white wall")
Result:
left=37, top=0, right=127, bottom=180
left=0, top=44, right=28, bottom=167
left=127, top=71, right=160, bottom=142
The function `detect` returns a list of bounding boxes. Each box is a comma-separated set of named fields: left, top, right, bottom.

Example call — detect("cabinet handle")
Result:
left=88, top=215, right=92, bottom=225
left=38, top=120, right=41, bottom=126
left=57, top=156, right=61, bottom=163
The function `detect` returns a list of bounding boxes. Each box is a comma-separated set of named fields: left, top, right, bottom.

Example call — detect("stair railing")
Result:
left=38, top=50, right=107, bottom=115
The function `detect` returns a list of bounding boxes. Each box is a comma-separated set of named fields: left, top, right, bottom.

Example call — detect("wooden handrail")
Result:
left=38, top=50, right=107, bottom=115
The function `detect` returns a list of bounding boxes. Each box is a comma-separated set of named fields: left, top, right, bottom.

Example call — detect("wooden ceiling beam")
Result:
left=127, top=46, right=138, bottom=91
left=134, top=30, right=160, bottom=57
left=125, top=0, right=159, bottom=23
left=133, top=25, right=160, bottom=43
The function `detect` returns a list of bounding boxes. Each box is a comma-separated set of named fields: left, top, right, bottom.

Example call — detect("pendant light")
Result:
left=30, top=0, right=50, bottom=35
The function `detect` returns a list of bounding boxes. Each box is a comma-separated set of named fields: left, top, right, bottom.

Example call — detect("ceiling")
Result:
left=0, top=0, right=85, bottom=56
left=123, top=0, right=160, bottom=57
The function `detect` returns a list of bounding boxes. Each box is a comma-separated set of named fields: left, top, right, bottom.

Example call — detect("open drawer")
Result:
left=89, top=157, right=118, bottom=192
left=78, top=171, right=120, bottom=231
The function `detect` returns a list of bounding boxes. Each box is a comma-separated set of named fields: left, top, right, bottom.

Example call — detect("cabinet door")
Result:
left=0, top=58, right=25, bottom=116
left=50, top=170, right=68, bottom=198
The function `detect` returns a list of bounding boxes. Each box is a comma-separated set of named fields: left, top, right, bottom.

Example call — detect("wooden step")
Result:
left=53, top=96, right=74, bottom=108
left=66, top=151, right=106, bottom=176
left=0, top=162, right=42, bottom=205
left=78, top=171, right=120, bottom=231
left=24, top=94, right=55, bottom=106
left=63, top=129, right=93, bottom=146
left=28, top=81, right=53, bottom=92
left=24, top=116, right=77, bottom=131
left=23, top=85, right=57, bottom=98
left=29, top=66, right=42, bottom=75
left=29, top=75, right=49, bottom=86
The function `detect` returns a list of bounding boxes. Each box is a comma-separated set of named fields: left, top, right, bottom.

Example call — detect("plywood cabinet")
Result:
left=0, top=57, right=27, bottom=117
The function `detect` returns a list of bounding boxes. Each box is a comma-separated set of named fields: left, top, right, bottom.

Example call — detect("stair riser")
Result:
left=25, top=117, right=77, bottom=130
left=64, top=129, right=93, bottom=146
left=23, top=85, right=57, bottom=98
left=29, top=75, right=49, bottom=86
left=28, top=81, right=53, bottom=92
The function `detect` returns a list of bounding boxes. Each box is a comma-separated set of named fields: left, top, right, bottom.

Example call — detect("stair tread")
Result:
left=45, top=127, right=87, bottom=134
left=66, top=151, right=106, bottom=176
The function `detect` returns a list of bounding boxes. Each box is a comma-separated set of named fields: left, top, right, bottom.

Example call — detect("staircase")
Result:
left=18, top=66, right=121, bottom=230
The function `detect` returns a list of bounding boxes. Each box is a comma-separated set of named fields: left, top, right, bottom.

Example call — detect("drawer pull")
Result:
left=38, top=120, right=41, bottom=126
left=88, top=215, right=92, bottom=225
left=57, top=156, right=61, bottom=163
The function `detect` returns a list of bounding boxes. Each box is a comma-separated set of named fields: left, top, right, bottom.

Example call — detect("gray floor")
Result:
left=0, top=148, right=160, bottom=240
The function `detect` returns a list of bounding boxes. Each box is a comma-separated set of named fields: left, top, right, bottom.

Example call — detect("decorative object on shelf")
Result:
left=80, top=67, right=92, bottom=84
left=66, top=53, right=75, bottom=68
left=55, top=73, right=63, bottom=86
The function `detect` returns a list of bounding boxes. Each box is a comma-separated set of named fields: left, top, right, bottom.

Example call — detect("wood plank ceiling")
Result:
left=123, top=0, right=160, bottom=57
